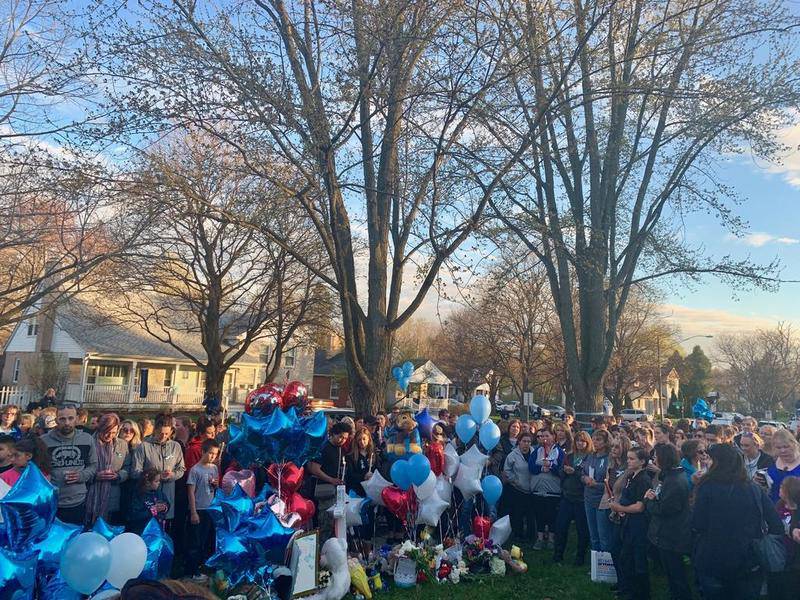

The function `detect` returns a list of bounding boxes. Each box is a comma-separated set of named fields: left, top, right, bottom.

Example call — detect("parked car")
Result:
left=788, top=418, right=800, bottom=433
left=620, top=408, right=651, bottom=422
left=496, top=400, right=521, bottom=419
left=758, top=420, right=787, bottom=430
left=543, top=405, right=567, bottom=419
left=711, top=412, right=745, bottom=426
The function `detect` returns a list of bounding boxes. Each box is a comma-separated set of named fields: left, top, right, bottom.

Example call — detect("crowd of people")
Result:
left=2, top=396, right=800, bottom=600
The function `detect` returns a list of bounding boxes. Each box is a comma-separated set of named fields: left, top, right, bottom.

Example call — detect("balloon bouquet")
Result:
left=0, top=462, right=161, bottom=599
left=208, top=380, right=328, bottom=589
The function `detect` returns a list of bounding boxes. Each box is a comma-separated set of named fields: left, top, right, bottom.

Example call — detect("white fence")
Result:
left=393, top=396, right=451, bottom=412
left=0, top=384, right=208, bottom=412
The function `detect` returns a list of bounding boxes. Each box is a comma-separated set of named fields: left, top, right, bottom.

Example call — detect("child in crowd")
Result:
left=128, top=468, right=171, bottom=534
left=186, top=439, right=220, bottom=582
left=0, top=436, right=51, bottom=487
left=0, top=434, right=14, bottom=477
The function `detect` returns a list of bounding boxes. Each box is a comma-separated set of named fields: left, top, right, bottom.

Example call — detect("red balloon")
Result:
left=267, top=462, right=305, bottom=497
left=286, top=492, right=315, bottom=524
left=381, top=486, right=417, bottom=523
left=426, top=443, right=445, bottom=477
left=472, top=515, right=492, bottom=539
left=246, top=384, right=283, bottom=416
left=282, top=380, right=308, bottom=412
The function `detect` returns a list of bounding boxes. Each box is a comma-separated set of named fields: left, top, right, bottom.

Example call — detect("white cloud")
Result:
left=732, top=232, right=800, bottom=247
left=762, top=121, right=800, bottom=188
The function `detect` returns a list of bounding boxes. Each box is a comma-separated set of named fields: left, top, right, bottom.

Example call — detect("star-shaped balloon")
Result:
left=39, top=571, right=81, bottom=600
left=140, top=518, right=174, bottom=580
left=206, top=528, right=254, bottom=586
left=0, top=547, right=37, bottom=599
left=207, top=484, right=254, bottom=533
left=245, top=508, right=296, bottom=564
left=31, top=518, right=82, bottom=574
left=230, top=407, right=328, bottom=467
left=0, top=463, right=57, bottom=551
left=92, top=517, right=124, bottom=541
left=327, top=491, right=371, bottom=527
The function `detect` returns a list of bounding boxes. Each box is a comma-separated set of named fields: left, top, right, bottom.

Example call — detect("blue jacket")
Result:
left=529, top=445, right=564, bottom=497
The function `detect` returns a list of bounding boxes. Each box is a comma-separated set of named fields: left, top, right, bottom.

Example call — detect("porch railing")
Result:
left=0, top=384, right=209, bottom=412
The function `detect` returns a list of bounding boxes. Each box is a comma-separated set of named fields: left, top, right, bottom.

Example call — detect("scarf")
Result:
left=744, top=452, right=761, bottom=480
left=85, top=414, right=120, bottom=525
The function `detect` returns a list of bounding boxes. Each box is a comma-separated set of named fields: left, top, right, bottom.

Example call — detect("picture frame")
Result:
left=289, top=529, right=320, bottom=598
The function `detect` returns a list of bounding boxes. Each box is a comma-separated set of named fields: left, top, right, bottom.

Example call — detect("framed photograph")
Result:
left=289, top=529, right=320, bottom=598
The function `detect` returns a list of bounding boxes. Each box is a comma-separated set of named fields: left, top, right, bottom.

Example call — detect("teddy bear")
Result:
left=386, top=412, right=422, bottom=458
left=305, top=538, right=351, bottom=600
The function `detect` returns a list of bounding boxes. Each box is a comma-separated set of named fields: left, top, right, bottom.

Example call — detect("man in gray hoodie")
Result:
left=41, top=404, right=98, bottom=524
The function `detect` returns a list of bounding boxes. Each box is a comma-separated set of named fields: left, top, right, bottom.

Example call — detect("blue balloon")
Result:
left=59, top=532, right=111, bottom=596
left=0, top=547, right=36, bottom=599
left=207, top=484, right=255, bottom=533
left=481, top=475, right=503, bottom=506
left=402, top=361, right=415, bottom=377
left=91, top=516, right=124, bottom=541
left=399, top=375, right=411, bottom=392
left=390, top=460, right=412, bottom=491
left=141, top=518, right=174, bottom=580
left=31, top=518, right=81, bottom=574
left=0, top=463, right=57, bottom=552
left=392, top=366, right=403, bottom=382
left=470, top=394, right=492, bottom=424
left=415, top=408, right=436, bottom=440
left=245, top=508, right=296, bottom=563
left=206, top=528, right=255, bottom=586
left=287, top=410, right=328, bottom=466
left=479, top=420, right=501, bottom=451
left=408, top=453, right=431, bottom=487
left=39, top=571, right=81, bottom=600
left=455, top=414, right=478, bottom=443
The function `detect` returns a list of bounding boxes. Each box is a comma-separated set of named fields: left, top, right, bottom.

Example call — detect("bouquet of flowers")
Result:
left=394, top=540, right=437, bottom=582
left=462, top=536, right=501, bottom=575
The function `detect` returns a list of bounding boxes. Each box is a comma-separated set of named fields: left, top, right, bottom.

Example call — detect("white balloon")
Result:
left=362, top=471, right=391, bottom=507
left=489, top=515, right=512, bottom=547
left=453, top=462, right=482, bottom=500
left=106, top=532, right=147, bottom=589
left=413, top=470, right=437, bottom=500
left=435, top=475, right=453, bottom=503
left=327, top=494, right=369, bottom=527
left=460, top=444, right=489, bottom=470
left=444, top=443, right=460, bottom=477
left=416, top=494, right=450, bottom=527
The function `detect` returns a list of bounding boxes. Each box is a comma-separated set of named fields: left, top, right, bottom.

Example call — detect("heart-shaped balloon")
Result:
left=267, top=462, right=305, bottom=497
left=222, top=470, right=256, bottom=498
left=381, top=486, right=417, bottom=523
left=426, top=442, right=445, bottom=477
left=472, top=515, right=492, bottom=539
left=285, top=493, right=315, bottom=524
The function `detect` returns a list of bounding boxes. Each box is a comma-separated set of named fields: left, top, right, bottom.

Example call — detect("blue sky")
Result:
left=659, top=122, right=800, bottom=349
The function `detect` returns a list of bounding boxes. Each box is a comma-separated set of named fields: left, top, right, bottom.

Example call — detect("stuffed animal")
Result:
left=306, top=538, right=350, bottom=600
left=386, top=412, right=422, bottom=458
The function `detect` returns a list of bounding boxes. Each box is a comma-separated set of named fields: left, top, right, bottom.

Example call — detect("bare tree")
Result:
left=0, top=0, right=147, bottom=328
left=604, top=287, right=680, bottom=412
left=88, top=0, right=597, bottom=414
left=715, top=324, right=800, bottom=415
left=106, top=133, right=329, bottom=402
left=485, top=0, right=799, bottom=410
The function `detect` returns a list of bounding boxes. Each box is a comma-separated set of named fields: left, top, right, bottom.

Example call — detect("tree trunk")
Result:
left=346, top=321, right=394, bottom=416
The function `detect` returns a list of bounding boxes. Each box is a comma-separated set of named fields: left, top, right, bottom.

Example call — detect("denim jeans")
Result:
left=554, top=497, right=589, bottom=563
left=585, top=502, right=613, bottom=551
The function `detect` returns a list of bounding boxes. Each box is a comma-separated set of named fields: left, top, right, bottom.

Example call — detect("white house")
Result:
left=389, top=359, right=453, bottom=411
left=1, top=296, right=314, bottom=412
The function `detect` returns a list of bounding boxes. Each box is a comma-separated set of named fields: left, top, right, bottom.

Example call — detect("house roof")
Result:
left=314, top=349, right=346, bottom=376
left=54, top=295, right=264, bottom=364
left=407, top=360, right=452, bottom=386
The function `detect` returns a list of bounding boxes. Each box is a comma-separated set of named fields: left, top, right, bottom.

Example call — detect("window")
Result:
left=26, top=317, right=38, bottom=337
left=182, top=370, right=190, bottom=380
left=283, top=348, right=296, bottom=368
left=12, top=358, right=20, bottom=383
left=330, top=378, right=340, bottom=400
left=97, top=365, right=125, bottom=378
left=163, top=373, right=172, bottom=388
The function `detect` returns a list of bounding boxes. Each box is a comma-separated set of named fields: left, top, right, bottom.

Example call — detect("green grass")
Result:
left=379, top=538, right=676, bottom=600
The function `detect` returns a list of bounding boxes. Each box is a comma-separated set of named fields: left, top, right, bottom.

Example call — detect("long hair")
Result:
left=610, top=435, right=631, bottom=469
left=653, top=442, right=680, bottom=471
left=119, top=419, right=142, bottom=448
left=553, top=422, right=573, bottom=452
left=351, top=426, right=375, bottom=462
left=698, top=442, right=748, bottom=487
left=573, top=431, right=594, bottom=455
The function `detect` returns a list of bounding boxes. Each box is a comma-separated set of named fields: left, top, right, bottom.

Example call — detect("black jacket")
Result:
left=645, top=467, right=691, bottom=554
left=692, top=480, right=782, bottom=577
left=560, top=452, right=587, bottom=503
